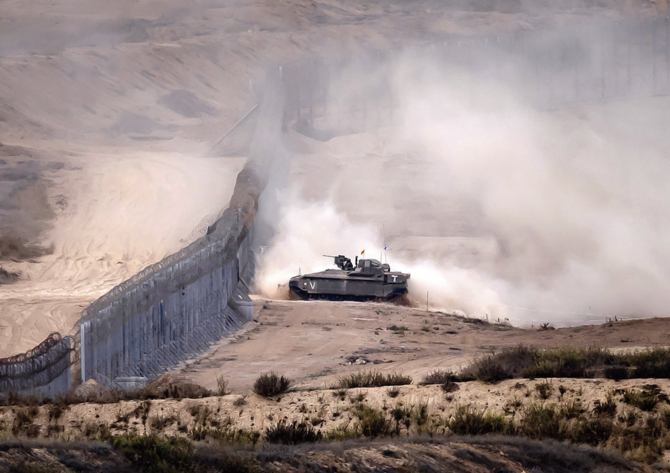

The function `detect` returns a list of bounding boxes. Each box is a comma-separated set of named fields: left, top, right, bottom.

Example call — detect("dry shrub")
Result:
left=354, top=405, right=391, bottom=437
left=332, top=389, right=347, bottom=400
left=570, top=418, right=614, bottom=446
left=386, top=387, right=400, bottom=398
left=132, top=400, right=152, bottom=424
left=336, top=371, right=412, bottom=389
left=559, top=399, right=584, bottom=420
left=324, top=426, right=360, bottom=441
left=604, top=365, right=630, bottom=381
left=593, top=394, right=618, bottom=417
left=139, top=374, right=211, bottom=400
left=150, top=415, right=178, bottom=432
left=622, top=389, right=658, bottom=412
left=518, top=403, right=562, bottom=439
left=113, top=434, right=194, bottom=472
left=456, top=345, right=670, bottom=382
left=0, top=392, right=40, bottom=407
left=420, top=370, right=456, bottom=385
left=448, top=405, right=507, bottom=435
left=442, top=378, right=460, bottom=394
left=253, top=372, right=291, bottom=397
left=233, top=396, right=247, bottom=407
left=216, top=374, right=230, bottom=396
left=461, top=345, right=539, bottom=383
left=208, top=427, right=261, bottom=445
left=265, top=420, right=322, bottom=444
left=535, top=380, right=553, bottom=400
left=12, top=407, right=40, bottom=438
left=462, top=356, right=513, bottom=383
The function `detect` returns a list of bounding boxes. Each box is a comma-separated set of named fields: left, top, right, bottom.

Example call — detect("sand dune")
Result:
left=0, top=151, right=244, bottom=357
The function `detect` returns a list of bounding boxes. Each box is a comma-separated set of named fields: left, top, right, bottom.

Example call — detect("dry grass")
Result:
left=336, top=371, right=412, bottom=389
left=459, top=345, right=670, bottom=384
left=265, top=420, right=323, bottom=444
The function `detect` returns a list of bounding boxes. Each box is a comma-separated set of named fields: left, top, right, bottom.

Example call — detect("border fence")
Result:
left=77, top=164, right=263, bottom=388
left=0, top=333, right=73, bottom=399
left=2, top=17, right=669, bottom=397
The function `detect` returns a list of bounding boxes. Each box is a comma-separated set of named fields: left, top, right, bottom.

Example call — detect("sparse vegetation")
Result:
left=386, top=387, right=400, bottom=398
left=448, top=405, right=507, bottom=435
left=604, top=365, right=629, bottom=381
left=336, top=371, right=412, bottom=389
left=459, top=345, right=670, bottom=382
left=253, top=372, right=291, bottom=397
left=354, top=405, right=391, bottom=437
left=113, top=434, right=194, bottom=473
left=387, top=325, right=408, bottom=333
left=420, top=370, right=456, bottom=385
left=332, top=389, right=347, bottom=400
left=535, top=380, right=553, bottom=400
left=11, top=407, right=40, bottom=438
left=593, top=394, right=618, bottom=417
left=216, top=374, right=230, bottom=396
left=150, top=415, right=178, bottom=432
left=0, top=375, right=213, bottom=407
left=622, top=388, right=658, bottom=411
left=265, top=420, right=323, bottom=444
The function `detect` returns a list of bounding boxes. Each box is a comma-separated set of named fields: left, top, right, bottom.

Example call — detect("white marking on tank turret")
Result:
left=309, top=282, right=316, bottom=289
left=391, top=275, right=398, bottom=282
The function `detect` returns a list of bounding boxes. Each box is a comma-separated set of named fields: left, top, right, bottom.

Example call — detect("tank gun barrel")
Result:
left=323, top=254, right=354, bottom=270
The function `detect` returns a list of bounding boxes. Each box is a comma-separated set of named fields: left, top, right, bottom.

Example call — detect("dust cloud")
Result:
left=257, top=40, right=670, bottom=326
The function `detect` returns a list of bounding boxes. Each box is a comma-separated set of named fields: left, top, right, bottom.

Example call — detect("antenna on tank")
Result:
left=383, top=225, right=387, bottom=263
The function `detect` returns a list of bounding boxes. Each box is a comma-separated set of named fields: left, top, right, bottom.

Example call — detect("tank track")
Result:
left=289, top=287, right=402, bottom=302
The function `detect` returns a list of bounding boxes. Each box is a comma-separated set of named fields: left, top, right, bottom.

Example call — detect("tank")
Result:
left=288, top=255, right=410, bottom=301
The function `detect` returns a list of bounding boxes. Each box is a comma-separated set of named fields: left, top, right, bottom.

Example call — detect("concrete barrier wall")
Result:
left=79, top=194, right=259, bottom=386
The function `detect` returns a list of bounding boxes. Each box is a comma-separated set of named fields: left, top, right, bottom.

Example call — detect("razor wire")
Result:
left=0, top=334, right=73, bottom=393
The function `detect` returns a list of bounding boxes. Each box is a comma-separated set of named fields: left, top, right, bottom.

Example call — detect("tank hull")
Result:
left=288, top=266, right=409, bottom=301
